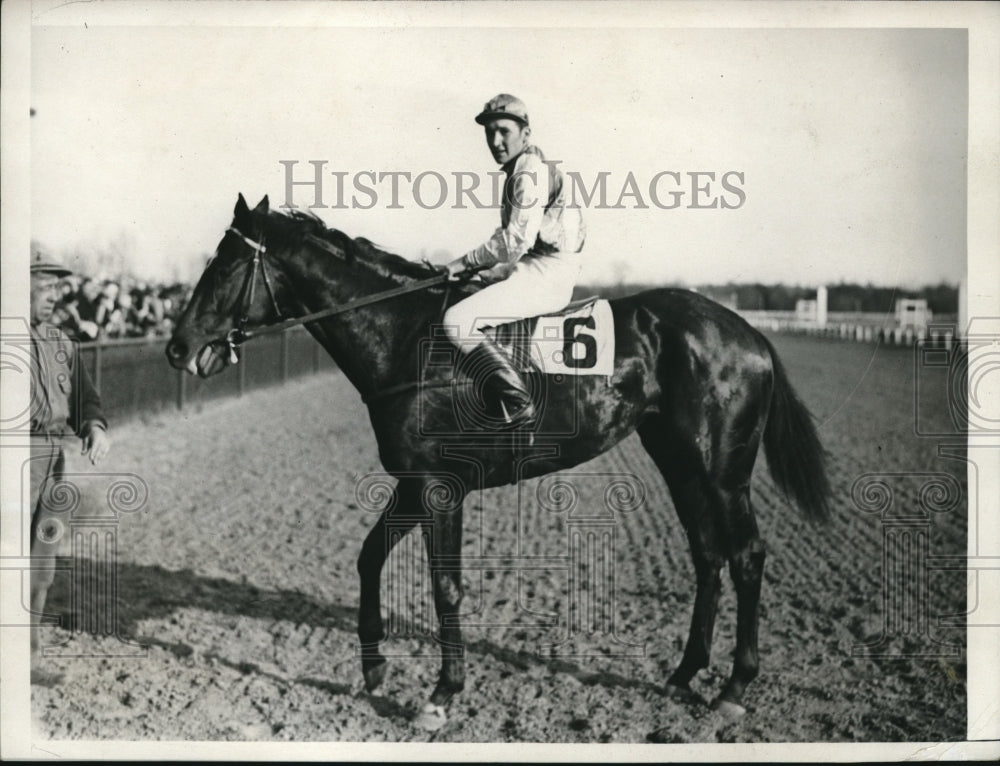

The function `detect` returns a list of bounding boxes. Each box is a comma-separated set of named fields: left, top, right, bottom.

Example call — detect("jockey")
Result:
left=443, top=93, right=585, bottom=429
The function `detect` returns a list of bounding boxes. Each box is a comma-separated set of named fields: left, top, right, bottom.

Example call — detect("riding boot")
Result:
left=463, top=339, right=536, bottom=430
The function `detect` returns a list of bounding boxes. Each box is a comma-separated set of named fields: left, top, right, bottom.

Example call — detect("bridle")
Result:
left=228, top=227, right=284, bottom=339
left=221, top=225, right=475, bottom=364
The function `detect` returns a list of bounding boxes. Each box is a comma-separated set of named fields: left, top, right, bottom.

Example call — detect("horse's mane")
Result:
left=264, top=208, right=441, bottom=284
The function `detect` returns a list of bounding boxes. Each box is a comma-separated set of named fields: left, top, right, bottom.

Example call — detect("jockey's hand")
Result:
left=444, top=256, right=471, bottom=282
left=82, top=424, right=111, bottom=466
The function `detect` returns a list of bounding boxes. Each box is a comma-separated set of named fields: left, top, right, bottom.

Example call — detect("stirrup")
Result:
left=498, top=401, right=534, bottom=429
left=497, top=395, right=535, bottom=431
left=462, top=340, right=536, bottom=431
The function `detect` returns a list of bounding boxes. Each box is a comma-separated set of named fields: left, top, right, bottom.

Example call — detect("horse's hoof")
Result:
left=413, top=702, right=448, bottom=731
left=362, top=658, right=387, bottom=692
left=665, top=682, right=705, bottom=706
left=711, top=698, right=747, bottom=718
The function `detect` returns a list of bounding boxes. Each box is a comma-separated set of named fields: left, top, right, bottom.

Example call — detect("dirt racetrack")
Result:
left=32, top=333, right=967, bottom=743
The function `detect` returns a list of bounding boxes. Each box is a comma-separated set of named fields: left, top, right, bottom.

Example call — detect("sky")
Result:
left=29, top=13, right=968, bottom=288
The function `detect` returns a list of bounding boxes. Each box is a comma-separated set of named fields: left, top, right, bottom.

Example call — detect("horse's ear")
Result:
left=234, top=193, right=251, bottom=221
left=254, top=195, right=270, bottom=214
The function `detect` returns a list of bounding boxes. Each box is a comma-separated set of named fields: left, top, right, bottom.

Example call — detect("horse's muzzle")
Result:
left=165, top=338, right=189, bottom=369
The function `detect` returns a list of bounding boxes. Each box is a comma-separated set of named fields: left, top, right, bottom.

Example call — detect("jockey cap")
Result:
left=475, top=94, right=529, bottom=127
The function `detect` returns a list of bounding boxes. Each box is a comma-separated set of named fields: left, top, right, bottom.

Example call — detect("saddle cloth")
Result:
left=486, top=297, right=615, bottom=376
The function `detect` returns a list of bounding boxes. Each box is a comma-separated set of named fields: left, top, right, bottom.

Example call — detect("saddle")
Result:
left=486, top=296, right=613, bottom=377
left=368, top=296, right=613, bottom=405
left=487, top=297, right=599, bottom=364
left=553, top=295, right=601, bottom=315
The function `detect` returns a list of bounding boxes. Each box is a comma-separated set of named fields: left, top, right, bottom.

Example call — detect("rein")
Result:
left=222, top=228, right=477, bottom=404
left=225, top=231, right=455, bottom=347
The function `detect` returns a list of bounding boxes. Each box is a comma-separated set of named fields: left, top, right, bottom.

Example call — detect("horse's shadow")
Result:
left=43, top=558, right=667, bottom=711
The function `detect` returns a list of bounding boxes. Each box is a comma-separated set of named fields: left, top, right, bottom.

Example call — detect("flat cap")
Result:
left=475, top=93, right=529, bottom=126
left=31, top=251, right=73, bottom=277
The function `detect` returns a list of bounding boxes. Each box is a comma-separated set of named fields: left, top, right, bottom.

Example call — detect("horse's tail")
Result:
left=761, top=335, right=832, bottom=523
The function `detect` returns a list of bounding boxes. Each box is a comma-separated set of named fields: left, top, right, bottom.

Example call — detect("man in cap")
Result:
left=29, top=253, right=111, bottom=667
left=442, top=94, right=585, bottom=429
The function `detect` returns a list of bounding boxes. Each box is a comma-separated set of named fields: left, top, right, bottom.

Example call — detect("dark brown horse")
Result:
left=166, top=195, right=830, bottom=731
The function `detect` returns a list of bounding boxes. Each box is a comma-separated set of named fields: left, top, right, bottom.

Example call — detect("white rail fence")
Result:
left=734, top=281, right=966, bottom=350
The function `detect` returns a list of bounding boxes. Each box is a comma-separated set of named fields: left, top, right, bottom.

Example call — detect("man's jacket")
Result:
left=30, top=322, right=107, bottom=439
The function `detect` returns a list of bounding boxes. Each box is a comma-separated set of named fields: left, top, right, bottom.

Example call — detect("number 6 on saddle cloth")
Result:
left=422, top=298, right=615, bottom=436
left=490, top=297, right=615, bottom=377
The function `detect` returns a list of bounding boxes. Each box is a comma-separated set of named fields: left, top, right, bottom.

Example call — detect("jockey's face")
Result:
left=484, top=118, right=530, bottom=165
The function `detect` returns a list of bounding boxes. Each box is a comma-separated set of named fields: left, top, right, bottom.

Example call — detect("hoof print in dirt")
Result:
left=568, top=717, right=590, bottom=732
left=647, top=727, right=686, bottom=744
left=412, top=702, right=448, bottom=732
left=711, top=698, right=747, bottom=718
left=30, top=667, right=65, bottom=688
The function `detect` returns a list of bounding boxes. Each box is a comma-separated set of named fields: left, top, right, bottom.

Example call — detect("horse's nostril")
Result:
left=166, top=340, right=188, bottom=361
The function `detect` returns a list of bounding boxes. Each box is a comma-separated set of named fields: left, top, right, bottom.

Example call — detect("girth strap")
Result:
left=361, top=378, right=474, bottom=405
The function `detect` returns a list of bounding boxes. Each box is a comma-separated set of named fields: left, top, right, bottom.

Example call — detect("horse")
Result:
left=166, top=194, right=831, bottom=731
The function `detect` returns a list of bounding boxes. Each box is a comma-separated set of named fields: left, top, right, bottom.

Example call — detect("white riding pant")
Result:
left=442, top=253, right=581, bottom=352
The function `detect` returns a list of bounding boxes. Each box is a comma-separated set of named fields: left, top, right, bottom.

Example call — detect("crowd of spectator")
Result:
left=49, top=275, right=192, bottom=343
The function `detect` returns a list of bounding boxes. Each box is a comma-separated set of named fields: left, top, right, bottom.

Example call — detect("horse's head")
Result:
left=166, top=194, right=288, bottom=377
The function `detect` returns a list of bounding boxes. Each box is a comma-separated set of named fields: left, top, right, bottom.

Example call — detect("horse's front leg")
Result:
left=356, top=478, right=425, bottom=692
left=413, top=490, right=466, bottom=732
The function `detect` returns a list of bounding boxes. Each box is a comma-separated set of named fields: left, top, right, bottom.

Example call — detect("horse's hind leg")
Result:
left=714, top=486, right=765, bottom=715
left=668, top=481, right=726, bottom=697
left=642, top=396, right=769, bottom=716
left=710, top=389, right=769, bottom=714
left=356, top=477, right=425, bottom=692
left=637, top=422, right=725, bottom=698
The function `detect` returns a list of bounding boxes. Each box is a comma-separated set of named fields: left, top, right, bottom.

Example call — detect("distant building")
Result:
left=895, top=299, right=932, bottom=331
left=795, top=299, right=817, bottom=321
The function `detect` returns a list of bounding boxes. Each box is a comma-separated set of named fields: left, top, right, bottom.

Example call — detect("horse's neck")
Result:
left=283, top=243, right=432, bottom=397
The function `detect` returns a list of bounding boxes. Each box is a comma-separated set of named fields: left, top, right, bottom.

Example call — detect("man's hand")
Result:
left=82, top=425, right=111, bottom=465
left=444, top=256, right=471, bottom=281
